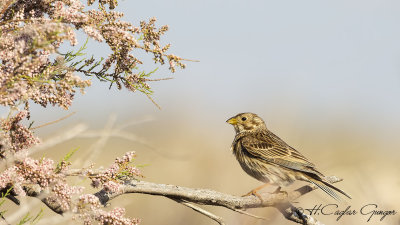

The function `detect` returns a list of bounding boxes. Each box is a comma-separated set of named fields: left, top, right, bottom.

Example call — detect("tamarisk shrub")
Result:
left=0, top=0, right=188, bottom=224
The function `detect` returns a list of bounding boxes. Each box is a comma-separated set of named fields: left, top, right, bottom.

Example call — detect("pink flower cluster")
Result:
left=1, top=0, right=185, bottom=112
left=0, top=111, right=39, bottom=153
left=0, top=157, right=53, bottom=195
left=77, top=194, right=139, bottom=225
left=52, top=182, right=85, bottom=210
left=103, top=180, right=120, bottom=193
left=0, top=155, right=85, bottom=211
left=0, top=148, right=141, bottom=223
left=90, top=152, right=141, bottom=193
left=96, top=207, right=140, bottom=225
left=16, top=157, right=55, bottom=188
left=0, top=166, right=25, bottom=195
left=0, top=11, right=90, bottom=109
left=78, top=194, right=102, bottom=210
left=53, top=0, right=87, bottom=25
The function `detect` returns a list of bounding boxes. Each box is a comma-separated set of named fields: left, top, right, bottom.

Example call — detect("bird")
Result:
left=226, top=112, right=351, bottom=201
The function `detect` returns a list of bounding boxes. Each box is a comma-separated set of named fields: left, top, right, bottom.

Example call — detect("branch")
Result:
left=24, top=185, right=64, bottom=215
left=92, top=177, right=340, bottom=224
left=22, top=177, right=343, bottom=225
left=0, top=0, right=14, bottom=16
left=95, top=177, right=342, bottom=208
left=30, top=112, right=76, bottom=130
left=173, top=199, right=226, bottom=225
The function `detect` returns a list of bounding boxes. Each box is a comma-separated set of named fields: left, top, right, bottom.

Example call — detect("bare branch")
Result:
left=0, top=0, right=14, bottom=16
left=31, top=112, right=76, bottom=130
left=21, top=175, right=343, bottom=225
left=92, top=177, right=342, bottom=224
left=79, top=115, right=117, bottom=167
left=23, top=185, right=64, bottom=215
left=28, top=124, right=88, bottom=156
left=226, top=207, right=267, bottom=220
left=173, top=199, right=226, bottom=225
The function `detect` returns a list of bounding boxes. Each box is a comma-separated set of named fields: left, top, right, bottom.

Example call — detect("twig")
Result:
left=137, top=46, right=200, bottom=62
left=27, top=123, right=88, bottom=156
left=78, top=130, right=190, bottom=160
left=0, top=0, right=14, bottom=17
left=145, top=77, right=173, bottom=82
left=31, top=112, right=76, bottom=130
left=173, top=199, right=226, bottom=225
left=115, top=115, right=155, bottom=130
left=226, top=206, right=267, bottom=220
left=23, top=185, right=64, bottom=215
left=145, top=93, right=161, bottom=110
left=78, top=115, right=117, bottom=167
left=74, top=116, right=190, bottom=160
left=0, top=213, right=10, bottom=225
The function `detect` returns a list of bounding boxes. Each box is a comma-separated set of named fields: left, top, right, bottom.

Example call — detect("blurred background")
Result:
left=6, top=0, right=400, bottom=224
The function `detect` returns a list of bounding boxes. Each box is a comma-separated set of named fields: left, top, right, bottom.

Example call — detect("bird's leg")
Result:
left=272, top=186, right=288, bottom=197
left=273, top=186, right=282, bottom=193
left=242, top=183, right=270, bottom=199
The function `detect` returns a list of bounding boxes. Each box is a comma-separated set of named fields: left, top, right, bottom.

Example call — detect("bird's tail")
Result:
left=307, top=176, right=351, bottom=201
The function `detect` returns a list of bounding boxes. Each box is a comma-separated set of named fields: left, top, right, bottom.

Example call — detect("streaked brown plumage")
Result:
left=227, top=112, right=351, bottom=201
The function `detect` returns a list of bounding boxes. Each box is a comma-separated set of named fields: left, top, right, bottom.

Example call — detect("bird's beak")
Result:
left=226, top=117, right=237, bottom=125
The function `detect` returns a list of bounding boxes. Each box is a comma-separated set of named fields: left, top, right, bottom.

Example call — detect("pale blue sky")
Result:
left=29, top=0, right=400, bottom=153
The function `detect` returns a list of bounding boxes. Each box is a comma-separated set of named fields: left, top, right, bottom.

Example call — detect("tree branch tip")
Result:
left=229, top=208, right=267, bottom=220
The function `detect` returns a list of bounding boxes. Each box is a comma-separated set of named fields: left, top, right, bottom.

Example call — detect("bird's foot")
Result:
left=241, top=183, right=270, bottom=201
left=242, top=189, right=264, bottom=201
left=270, top=187, right=288, bottom=198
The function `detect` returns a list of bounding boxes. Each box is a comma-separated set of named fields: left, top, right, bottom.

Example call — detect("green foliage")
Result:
left=17, top=209, right=43, bottom=225
left=130, top=68, right=158, bottom=95
left=0, top=187, right=12, bottom=217
left=60, top=38, right=166, bottom=100
left=55, top=147, right=79, bottom=173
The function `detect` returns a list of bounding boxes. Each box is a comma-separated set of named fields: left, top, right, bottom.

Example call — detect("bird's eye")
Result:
left=241, top=117, right=247, bottom=121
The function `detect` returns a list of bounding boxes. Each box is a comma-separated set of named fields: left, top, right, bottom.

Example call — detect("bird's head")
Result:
left=226, top=112, right=267, bottom=133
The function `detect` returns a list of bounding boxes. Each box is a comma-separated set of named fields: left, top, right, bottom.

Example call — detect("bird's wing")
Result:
left=240, top=131, right=323, bottom=175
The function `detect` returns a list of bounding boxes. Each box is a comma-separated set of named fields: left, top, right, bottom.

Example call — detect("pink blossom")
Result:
left=103, top=181, right=121, bottom=193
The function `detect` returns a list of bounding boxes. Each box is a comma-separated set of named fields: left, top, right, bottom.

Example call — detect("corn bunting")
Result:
left=227, top=112, right=351, bottom=201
